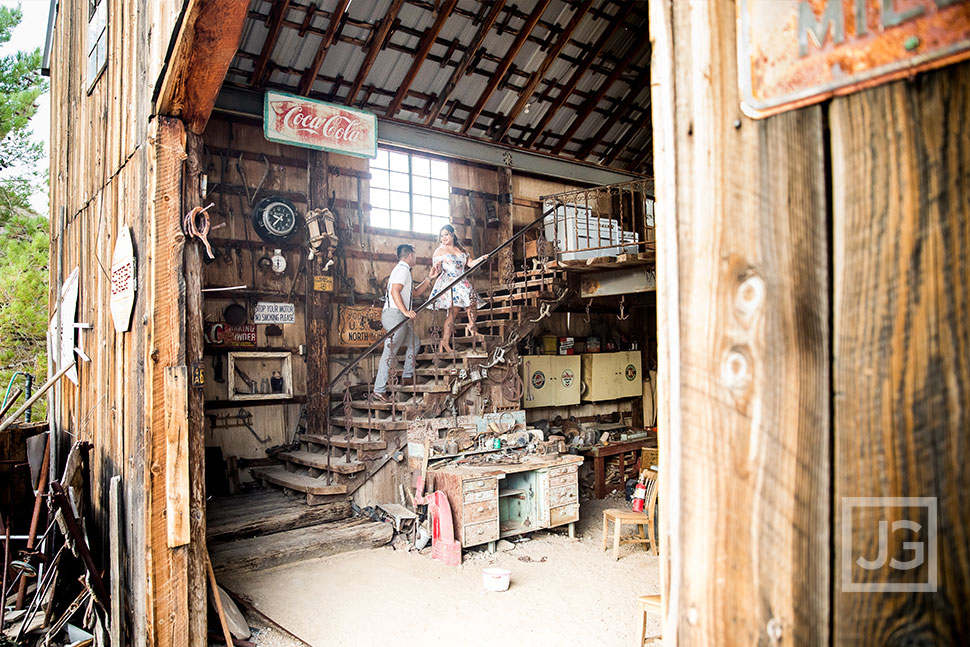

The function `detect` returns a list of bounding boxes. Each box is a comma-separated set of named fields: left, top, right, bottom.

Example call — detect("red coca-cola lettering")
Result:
left=282, top=105, right=323, bottom=134
left=322, top=115, right=365, bottom=143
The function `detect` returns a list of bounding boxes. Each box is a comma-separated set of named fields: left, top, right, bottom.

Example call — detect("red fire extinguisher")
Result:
left=631, top=475, right=647, bottom=512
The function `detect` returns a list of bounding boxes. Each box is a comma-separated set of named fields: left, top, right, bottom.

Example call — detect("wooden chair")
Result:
left=638, top=594, right=663, bottom=646
left=602, top=475, right=659, bottom=560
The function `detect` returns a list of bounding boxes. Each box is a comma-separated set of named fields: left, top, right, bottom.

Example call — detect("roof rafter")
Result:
left=249, top=0, right=292, bottom=87
left=385, top=0, right=460, bottom=118
left=460, top=0, right=553, bottom=134
left=345, top=0, right=406, bottom=106
left=550, top=36, right=649, bottom=155
left=493, top=0, right=594, bottom=142
left=521, top=2, right=633, bottom=148
left=576, top=64, right=650, bottom=159
left=424, top=0, right=508, bottom=126
left=297, top=0, right=351, bottom=96
left=605, top=104, right=652, bottom=166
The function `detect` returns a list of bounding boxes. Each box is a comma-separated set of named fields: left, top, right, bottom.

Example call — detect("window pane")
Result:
left=432, top=217, right=449, bottom=234
left=413, top=194, right=431, bottom=215
left=373, top=149, right=389, bottom=169
left=390, top=171, right=409, bottom=192
left=430, top=159, right=449, bottom=180
left=412, top=175, right=431, bottom=196
left=371, top=208, right=390, bottom=229
left=390, top=210, right=410, bottom=231
left=391, top=190, right=410, bottom=210
left=414, top=214, right=431, bottom=234
left=371, top=169, right=389, bottom=189
left=371, top=188, right=389, bottom=209
left=412, top=157, right=430, bottom=177
left=389, top=151, right=409, bottom=173
left=432, top=198, right=449, bottom=218
left=431, top=179, right=449, bottom=198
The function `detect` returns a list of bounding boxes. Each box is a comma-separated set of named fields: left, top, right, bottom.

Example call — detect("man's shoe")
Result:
left=372, top=392, right=390, bottom=403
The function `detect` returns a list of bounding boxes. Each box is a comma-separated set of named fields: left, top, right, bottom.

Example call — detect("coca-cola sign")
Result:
left=264, top=91, right=377, bottom=158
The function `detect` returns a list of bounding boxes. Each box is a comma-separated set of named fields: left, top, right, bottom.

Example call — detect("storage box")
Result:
left=558, top=337, right=575, bottom=355
left=227, top=351, right=293, bottom=400
left=580, top=351, right=642, bottom=401
left=586, top=336, right=601, bottom=353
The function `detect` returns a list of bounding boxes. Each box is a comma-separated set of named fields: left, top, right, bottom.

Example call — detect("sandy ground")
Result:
left=221, top=496, right=660, bottom=647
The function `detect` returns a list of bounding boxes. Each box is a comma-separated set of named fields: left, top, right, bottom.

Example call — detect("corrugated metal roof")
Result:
left=224, top=0, right=653, bottom=174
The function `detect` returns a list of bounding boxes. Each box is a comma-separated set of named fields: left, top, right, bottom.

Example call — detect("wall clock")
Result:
left=252, top=196, right=300, bottom=244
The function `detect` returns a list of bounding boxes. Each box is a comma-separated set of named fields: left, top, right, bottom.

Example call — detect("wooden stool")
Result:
left=638, top=595, right=663, bottom=646
left=602, top=508, right=655, bottom=560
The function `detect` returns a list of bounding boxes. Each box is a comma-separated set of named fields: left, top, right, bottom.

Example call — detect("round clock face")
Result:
left=253, top=196, right=300, bottom=243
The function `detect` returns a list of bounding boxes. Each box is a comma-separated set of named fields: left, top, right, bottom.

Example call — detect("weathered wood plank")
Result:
left=164, top=366, right=190, bottom=547
left=206, top=492, right=351, bottom=542
left=156, top=0, right=249, bottom=134
left=830, top=63, right=970, bottom=646
left=651, top=1, right=830, bottom=645
left=210, top=518, right=393, bottom=573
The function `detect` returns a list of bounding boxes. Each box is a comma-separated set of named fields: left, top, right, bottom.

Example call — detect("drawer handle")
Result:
left=478, top=528, right=485, bottom=535
left=477, top=506, right=485, bottom=512
left=477, top=481, right=484, bottom=487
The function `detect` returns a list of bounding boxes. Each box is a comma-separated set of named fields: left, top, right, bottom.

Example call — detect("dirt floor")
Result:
left=221, top=496, right=661, bottom=647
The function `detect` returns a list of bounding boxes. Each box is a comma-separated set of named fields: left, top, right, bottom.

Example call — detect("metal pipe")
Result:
left=0, top=363, right=76, bottom=433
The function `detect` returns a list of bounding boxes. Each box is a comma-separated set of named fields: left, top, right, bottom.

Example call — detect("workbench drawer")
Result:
left=463, top=488, right=498, bottom=504
left=462, top=519, right=499, bottom=546
left=548, top=464, right=578, bottom=478
left=462, top=477, right=498, bottom=494
left=549, top=503, right=579, bottom=527
left=548, top=484, right=578, bottom=506
left=549, top=471, right=578, bottom=488
left=463, top=499, right=498, bottom=524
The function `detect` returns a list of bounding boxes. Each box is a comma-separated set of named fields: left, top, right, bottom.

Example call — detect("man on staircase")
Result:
left=373, top=244, right=440, bottom=402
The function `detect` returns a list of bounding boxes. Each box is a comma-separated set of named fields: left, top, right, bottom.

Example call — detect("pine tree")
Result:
left=0, top=5, right=49, bottom=419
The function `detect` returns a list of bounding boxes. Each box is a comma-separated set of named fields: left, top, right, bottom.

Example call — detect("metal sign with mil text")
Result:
left=737, top=0, right=970, bottom=118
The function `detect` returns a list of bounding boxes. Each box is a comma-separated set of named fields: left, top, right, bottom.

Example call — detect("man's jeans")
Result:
left=374, top=308, right=419, bottom=394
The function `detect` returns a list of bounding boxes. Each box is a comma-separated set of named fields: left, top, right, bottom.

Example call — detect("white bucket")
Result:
left=482, top=567, right=512, bottom=592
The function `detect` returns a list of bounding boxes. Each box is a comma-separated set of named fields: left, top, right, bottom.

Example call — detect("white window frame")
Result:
left=369, top=148, right=450, bottom=235
left=86, top=0, right=107, bottom=91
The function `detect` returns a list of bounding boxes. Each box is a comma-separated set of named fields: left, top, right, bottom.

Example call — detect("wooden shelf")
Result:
left=498, top=488, right=526, bottom=498
left=205, top=395, right=306, bottom=410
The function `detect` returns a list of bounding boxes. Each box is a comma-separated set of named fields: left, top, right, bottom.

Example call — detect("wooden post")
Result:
left=651, top=1, right=830, bottom=645
left=307, top=151, right=331, bottom=433
left=830, top=63, right=970, bottom=645
left=498, top=166, right=514, bottom=281
left=183, top=131, right=209, bottom=646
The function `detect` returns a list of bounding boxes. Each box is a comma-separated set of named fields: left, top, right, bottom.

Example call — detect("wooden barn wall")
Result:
left=653, top=0, right=969, bottom=645
left=47, top=1, right=198, bottom=645
left=199, top=117, right=603, bottom=470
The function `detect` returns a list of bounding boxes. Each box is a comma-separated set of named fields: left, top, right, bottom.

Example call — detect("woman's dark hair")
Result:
left=439, top=224, right=466, bottom=254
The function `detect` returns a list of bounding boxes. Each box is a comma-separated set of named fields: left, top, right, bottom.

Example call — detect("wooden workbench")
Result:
left=430, top=454, right=583, bottom=551
left=580, top=438, right=655, bottom=498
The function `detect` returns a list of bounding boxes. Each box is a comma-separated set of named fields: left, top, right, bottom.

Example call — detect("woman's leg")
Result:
left=440, top=307, right=456, bottom=353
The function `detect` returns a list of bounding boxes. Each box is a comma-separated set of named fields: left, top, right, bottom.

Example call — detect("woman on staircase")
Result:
left=428, top=224, right=487, bottom=353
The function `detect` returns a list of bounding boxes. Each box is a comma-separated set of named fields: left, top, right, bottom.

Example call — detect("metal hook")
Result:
left=584, top=299, right=592, bottom=323
left=618, top=296, right=630, bottom=321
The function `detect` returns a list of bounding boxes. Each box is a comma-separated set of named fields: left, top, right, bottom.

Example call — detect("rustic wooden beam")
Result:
left=155, top=0, right=249, bottom=135
left=651, top=0, right=830, bottom=644
left=577, top=64, right=650, bottom=159
left=460, top=0, right=552, bottom=134
left=830, top=62, right=970, bottom=646
left=307, top=150, right=331, bottom=435
left=297, top=0, right=351, bottom=96
left=424, top=0, right=507, bottom=126
left=345, top=0, right=406, bottom=106
left=493, top=0, right=593, bottom=141
left=550, top=36, right=648, bottom=155
left=498, top=167, right=513, bottom=281
left=522, top=2, right=632, bottom=149
left=385, top=0, right=459, bottom=118
left=249, top=0, right=291, bottom=87
left=623, top=139, right=652, bottom=173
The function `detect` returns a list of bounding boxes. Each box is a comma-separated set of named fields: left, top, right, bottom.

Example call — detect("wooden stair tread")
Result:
left=325, top=416, right=408, bottom=430
left=277, top=451, right=367, bottom=473
left=302, top=434, right=387, bottom=450
left=252, top=466, right=349, bottom=494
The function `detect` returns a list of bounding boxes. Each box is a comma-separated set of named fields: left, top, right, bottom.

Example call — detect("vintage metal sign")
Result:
left=254, top=302, right=296, bottom=324
left=204, top=322, right=257, bottom=348
left=737, top=0, right=970, bottom=118
left=335, top=306, right=385, bottom=346
left=264, top=90, right=377, bottom=158
left=313, top=275, right=334, bottom=292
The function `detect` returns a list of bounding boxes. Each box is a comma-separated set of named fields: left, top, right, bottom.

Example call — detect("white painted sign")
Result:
left=110, top=225, right=136, bottom=332
left=254, top=302, right=296, bottom=324
left=264, top=90, right=378, bottom=158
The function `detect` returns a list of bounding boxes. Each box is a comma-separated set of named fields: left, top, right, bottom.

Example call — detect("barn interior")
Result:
left=195, top=1, right=659, bottom=643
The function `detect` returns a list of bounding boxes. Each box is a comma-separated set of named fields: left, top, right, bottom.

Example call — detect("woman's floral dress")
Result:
left=429, top=252, right=485, bottom=309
